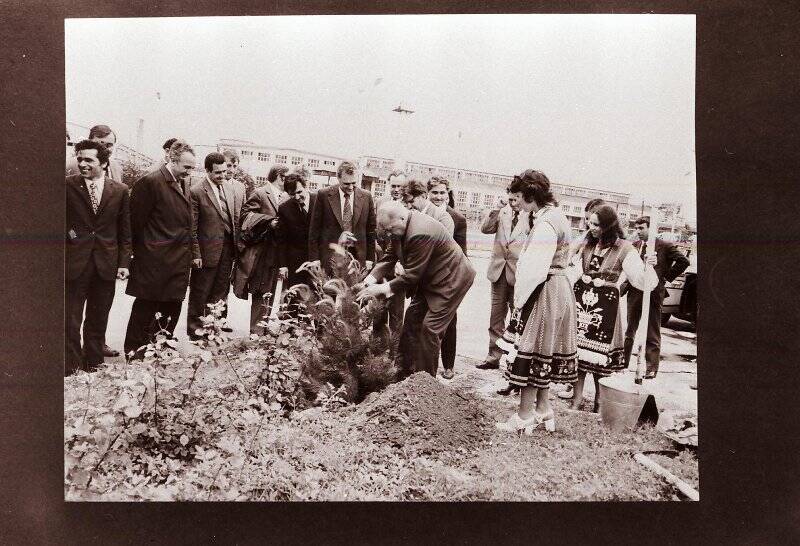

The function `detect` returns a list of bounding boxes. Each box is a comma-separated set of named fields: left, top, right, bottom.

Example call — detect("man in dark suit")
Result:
left=277, top=173, right=316, bottom=288
left=623, top=216, right=690, bottom=378
left=308, top=160, right=376, bottom=272
left=427, top=176, right=467, bottom=380
left=186, top=152, right=242, bottom=338
left=124, top=140, right=197, bottom=359
left=358, top=202, right=476, bottom=378
left=238, top=164, right=289, bottom=333
left=66, top=140, right=131, bottom=375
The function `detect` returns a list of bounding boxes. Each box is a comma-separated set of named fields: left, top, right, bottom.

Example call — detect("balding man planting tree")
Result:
left=357, top=201, right=476, bottom=379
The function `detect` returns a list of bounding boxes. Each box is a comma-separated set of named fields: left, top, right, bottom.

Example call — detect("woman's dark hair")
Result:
left=282, top=173, right=306, bottom=195
left=586, top=204, right=625, bottom=247
left=447, top=189, right=456, bottom=209
left=585, top=198, right=605, bottom=212
left=508, top=169, right=557, bottom=207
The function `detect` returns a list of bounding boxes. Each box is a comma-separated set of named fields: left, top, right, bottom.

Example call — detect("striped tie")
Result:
left=88, top=182, right=99, bottom=214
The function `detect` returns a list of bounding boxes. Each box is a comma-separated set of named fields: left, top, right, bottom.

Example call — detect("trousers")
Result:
left=65, top=259, right=116, bottom=375
left=187, top=236, right=234, bottom=337
left=124, top=298, right=183, bottom=359
left=623, top=286, right=665, bottom=374
left=485, top=271, right=514, bottom=365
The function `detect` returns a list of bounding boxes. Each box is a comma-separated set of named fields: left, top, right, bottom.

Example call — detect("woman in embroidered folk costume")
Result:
left=496, top=170, right=578, bottom=434
left=569, top=204, right=658, bottom=412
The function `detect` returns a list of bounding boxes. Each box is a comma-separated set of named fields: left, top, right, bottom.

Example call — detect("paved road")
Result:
left=103, top=242, right=697, bottom=412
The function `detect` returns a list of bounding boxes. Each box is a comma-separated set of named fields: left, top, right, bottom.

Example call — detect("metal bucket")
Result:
left=598, top=376, right=658, bottom=431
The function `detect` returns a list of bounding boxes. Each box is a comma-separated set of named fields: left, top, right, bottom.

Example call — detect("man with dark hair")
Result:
left=622, top=216, right=690, bottom=378
left=477, top=188, right=529, bottom=379
left=402, top=178, right=454, bottom=235
left=358, top=202, right=476, bottom=378
left=66, top=140, right=131, bottom=374
left=66, top=124, right=124, bottom=186
left=221, top=148, right=254, bottom=198
left=236, top=163, right=290, bottom=333
left=308, top=160, right=377, bottom=272
left=277, top=174, right=317, bottom=288
left=376, top=170, right=407, bottom=209
left=124, top=140, right=196, bottom=359
left=186, top=152, right=243, bottom=338
left=427, top=176, right=467, bottom=379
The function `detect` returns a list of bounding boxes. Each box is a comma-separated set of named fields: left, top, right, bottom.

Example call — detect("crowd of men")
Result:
left=65, top=126, right=477, bottom=379
left=66, top=124, right=688, bottom=388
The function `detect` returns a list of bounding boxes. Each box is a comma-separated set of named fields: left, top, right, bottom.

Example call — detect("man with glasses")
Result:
left=66, top=124, right=124, bottom=186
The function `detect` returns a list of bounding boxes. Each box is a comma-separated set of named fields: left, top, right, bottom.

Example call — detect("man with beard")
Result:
left=65, top=140, right=131, bottom=375
left=124, top=140, right=196, bottom=359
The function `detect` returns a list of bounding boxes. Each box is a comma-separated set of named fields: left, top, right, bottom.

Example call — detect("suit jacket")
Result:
left=125, top=165, right=193, bottom=301
left=277, top=193, right=317, bottom=286
left=482, top=205, right=530, bottom=285
left=446, top=205, right=467, bottom=255
left=238, top=182, right=287, bottom=293
left=66, top=156, right=125, bottom=187
left=632, top=238, right=690, bottom=288
left=66, top=174, right=132, bottom=281
left=371, top=210, right=476, bottom=315
left=308, top=185, right=376, bottom=267
left=189, top=178, right=242, bottom=268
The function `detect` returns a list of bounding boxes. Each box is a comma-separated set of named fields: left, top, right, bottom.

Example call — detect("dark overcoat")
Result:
left=277, top=192, right=317, bottom=287
left=446, top=205, right=468, bottom=255
left=126, top=165, right=193, bottom=301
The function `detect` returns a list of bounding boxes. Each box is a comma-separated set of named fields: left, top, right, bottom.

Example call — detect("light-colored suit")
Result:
left=481, top=205, right=531, bottom=365
left=421, top=201, right=454, bottom=236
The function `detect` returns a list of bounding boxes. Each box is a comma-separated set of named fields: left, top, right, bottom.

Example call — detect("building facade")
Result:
left=209, top=140, right=657, bottom=237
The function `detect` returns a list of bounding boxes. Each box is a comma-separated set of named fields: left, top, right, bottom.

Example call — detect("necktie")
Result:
left=343, top=193, right=353, bottom=231
left=216, top=184, right=232, bottom=230
left=88, top=182, right=99, bottom=214
left=640, top=243, right=646, bottom=260
left=510, top=210, right=519, bottom=232
left=299, top=201, right=306, bottom=215
left=528, top=211, right=534, bottom=230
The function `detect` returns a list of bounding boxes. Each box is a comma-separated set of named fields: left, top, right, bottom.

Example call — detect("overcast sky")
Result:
left=65, top=14, right=695, bottom=219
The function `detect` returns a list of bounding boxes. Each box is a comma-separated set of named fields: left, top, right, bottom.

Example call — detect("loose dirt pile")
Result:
left=347, top=371, right=495, bottom=455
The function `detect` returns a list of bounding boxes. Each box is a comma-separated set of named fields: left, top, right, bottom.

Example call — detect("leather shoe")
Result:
left=103, top=344, right=120, bottom=358
left=441, top=368, right=454, bottom=380
left=476, top=361, right=500, bottom=370
left=496, top=384, right=520, bottom=396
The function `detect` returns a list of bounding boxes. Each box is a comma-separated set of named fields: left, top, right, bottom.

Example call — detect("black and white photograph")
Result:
left=63, top=13, right=698, bottom=501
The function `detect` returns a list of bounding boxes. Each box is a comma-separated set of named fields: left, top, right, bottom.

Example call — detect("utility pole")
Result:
left=136, top=118, right=144, bottom=158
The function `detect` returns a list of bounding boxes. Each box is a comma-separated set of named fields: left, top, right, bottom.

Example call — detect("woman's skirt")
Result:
left=573, top=279, right=626, bottom=377
left=505, top=275, right=578, bottom=389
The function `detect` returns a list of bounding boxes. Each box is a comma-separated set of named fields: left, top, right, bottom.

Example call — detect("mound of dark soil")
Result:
left=347, top=372, right=495, bottom=455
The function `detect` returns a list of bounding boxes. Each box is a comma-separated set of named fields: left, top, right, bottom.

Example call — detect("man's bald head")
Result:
left=377, top=200, right=409, bottom=238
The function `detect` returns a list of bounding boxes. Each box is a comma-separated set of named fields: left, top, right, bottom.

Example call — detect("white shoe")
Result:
left=496, top=412, right=536, bottom=433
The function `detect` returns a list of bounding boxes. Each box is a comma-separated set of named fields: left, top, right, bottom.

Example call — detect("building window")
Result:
left=470, top=192, right=480, bottom=208
left=241, top=150, right=253, bottom=158
left=573, top=206, right=581, bottom=213
left=374, top=181, right=386, bottom=197
left=323, top=160, right=335, bottom=166
left=483, top=194, right=493, bottom=207
left=291, top=156, right=302, bottom=166
left=308, top=159, right=319, bottom=168
left=256, top=176, right=268, bottom=184
left=257, top=152, right=270, bottom=162
left=275, top=154, right=287, bottom=164
left=308, top=180, right=318, bottom=190
left=457, top=190, right=468, bottom=208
